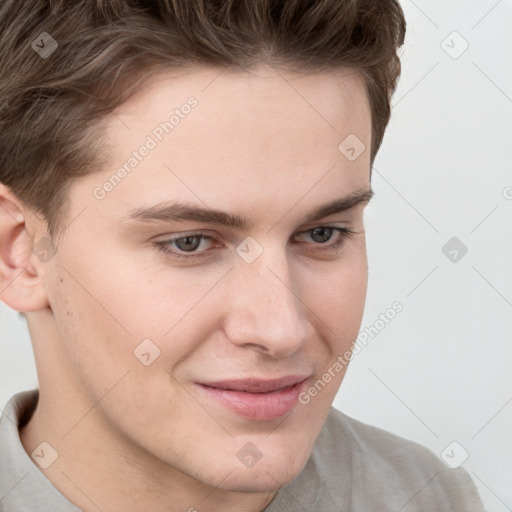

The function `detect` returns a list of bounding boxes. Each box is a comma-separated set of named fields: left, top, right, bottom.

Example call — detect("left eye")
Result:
left=154, top=226, right=355, bottom=260
left=296, top=226, right=341, bottom=244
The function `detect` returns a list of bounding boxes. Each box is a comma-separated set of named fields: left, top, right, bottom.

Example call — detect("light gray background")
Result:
left=1, top=1, right=511, bottom=510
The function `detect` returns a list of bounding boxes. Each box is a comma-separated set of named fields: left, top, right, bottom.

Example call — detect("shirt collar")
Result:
left=0, top=390, right=81, bottom=512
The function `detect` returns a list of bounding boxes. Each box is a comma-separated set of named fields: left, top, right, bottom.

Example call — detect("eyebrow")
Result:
left=122, top=188, right=374, bottom=230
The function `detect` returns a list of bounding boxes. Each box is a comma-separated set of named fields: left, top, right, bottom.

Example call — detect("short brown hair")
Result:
left=0, top=0, right=406, bottom=240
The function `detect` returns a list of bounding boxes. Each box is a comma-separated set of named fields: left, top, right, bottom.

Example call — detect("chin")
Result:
left=214, top=457, right=308, bottom=493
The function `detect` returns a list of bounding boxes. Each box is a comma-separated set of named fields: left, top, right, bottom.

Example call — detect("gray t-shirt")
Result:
left=0, top=390, right=486, bottom=511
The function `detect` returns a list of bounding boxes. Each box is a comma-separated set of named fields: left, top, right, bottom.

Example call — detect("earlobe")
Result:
left=0, top=184, right=50, bottom=312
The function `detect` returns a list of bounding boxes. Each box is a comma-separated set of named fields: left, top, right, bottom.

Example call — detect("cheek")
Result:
left=44, top=248, right=150, bottom=400
left=49, top=273, right=132, bottom=393
left=301, top=242, right=368, bottom=336
left=298, top=253, right=368, bottom=412
left=47, top=248, right=214, bottom=396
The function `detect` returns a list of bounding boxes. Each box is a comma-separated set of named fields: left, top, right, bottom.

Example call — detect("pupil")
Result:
left=177, top=236, right=201, bottom=251
left=312, top=227, right=332, bottom=243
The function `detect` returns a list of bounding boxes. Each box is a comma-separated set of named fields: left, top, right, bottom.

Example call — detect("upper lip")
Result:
left=199, top=375, right=310, bottom=393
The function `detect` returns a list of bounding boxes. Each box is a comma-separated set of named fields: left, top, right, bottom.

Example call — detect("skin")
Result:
left=0, top=64, right=372, bottom=512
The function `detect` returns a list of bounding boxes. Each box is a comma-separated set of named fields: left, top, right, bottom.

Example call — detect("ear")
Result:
left=0, top=183, right=51, bottom=312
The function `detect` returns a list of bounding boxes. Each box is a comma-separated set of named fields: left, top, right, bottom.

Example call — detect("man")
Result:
left=0, top=0, right=485, bottom=510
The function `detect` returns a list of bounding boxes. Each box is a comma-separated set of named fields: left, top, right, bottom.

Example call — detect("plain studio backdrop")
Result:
left=1, top=1, right=511, bottom=510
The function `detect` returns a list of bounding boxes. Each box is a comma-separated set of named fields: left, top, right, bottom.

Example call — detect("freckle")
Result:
left=60, top=278, right=63, bottom=283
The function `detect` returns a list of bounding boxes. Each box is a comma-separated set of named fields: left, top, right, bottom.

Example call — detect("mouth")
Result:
left=196, top=375, right=310, bottom=421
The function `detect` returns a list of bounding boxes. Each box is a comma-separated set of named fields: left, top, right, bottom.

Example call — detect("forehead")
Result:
left=105, top=63, right=371, bottom=153
left=76, top=65, right=371, bottom=222
left=116, top=64, right=370, bottom=115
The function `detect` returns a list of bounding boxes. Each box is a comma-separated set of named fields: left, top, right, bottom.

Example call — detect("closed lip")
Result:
left=198, top=375, right=310, bottom=393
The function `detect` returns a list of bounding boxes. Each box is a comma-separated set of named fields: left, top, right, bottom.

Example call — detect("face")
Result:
left=31, top=65, right=372, bottom=495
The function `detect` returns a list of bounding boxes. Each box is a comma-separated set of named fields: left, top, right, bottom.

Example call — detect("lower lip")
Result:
left=197, top=380, right=307, bottom=421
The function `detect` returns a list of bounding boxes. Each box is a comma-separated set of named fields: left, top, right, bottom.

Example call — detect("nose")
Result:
left=222, top=246, right=310, bottom=358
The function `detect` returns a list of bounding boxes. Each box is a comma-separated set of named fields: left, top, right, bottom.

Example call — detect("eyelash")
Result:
left=153, top=226, right=356, bottom=260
